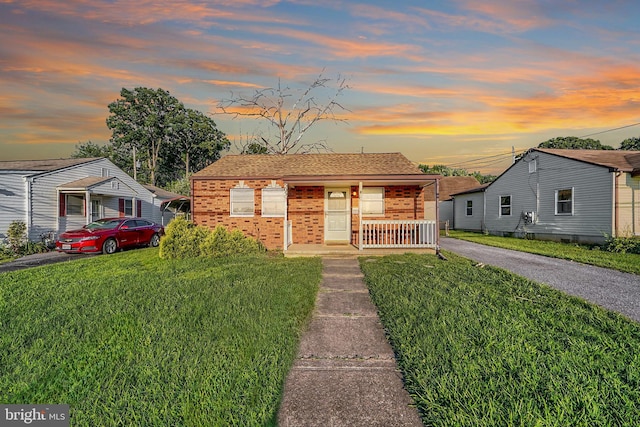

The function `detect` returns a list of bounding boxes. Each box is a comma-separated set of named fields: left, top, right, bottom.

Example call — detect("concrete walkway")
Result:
left=277, top=257, right=423, bottom=427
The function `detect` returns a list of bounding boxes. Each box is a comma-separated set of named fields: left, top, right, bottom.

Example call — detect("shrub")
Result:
left=160, top=218, right=264, bottom=259
left=7, top=221, right=27, bottom=254
left=601, top=234, right=640, bottom=254
left=159, top=218, right=208, bottom=259
left=2, top=221, right=49, bottom=257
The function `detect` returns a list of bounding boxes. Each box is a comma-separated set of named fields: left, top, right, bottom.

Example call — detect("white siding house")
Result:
left=451, top=148, right=640, bottom=244
left=0, top=158, right=180, bottom=244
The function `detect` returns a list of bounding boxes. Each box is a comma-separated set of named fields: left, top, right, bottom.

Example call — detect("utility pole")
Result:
left=133, top=146, right=137, bottom=181
left=512, top=146, right=515, bottom=164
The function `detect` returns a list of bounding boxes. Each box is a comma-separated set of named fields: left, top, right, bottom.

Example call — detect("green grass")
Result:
left=0, top=248, right=321, bottom=426
left=360, top=253, right=640, bottom=427
left=448, top=230, right=640, bottom=275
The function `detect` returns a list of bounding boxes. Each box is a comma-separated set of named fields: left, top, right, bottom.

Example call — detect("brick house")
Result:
left=191, top=152, right=441, bottom=252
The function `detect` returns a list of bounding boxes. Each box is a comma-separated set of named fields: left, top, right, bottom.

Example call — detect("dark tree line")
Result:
left=536, top=135, right=640, bottom=150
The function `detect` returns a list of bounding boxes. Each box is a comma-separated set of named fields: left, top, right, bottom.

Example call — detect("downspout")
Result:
left=189, top=176, right=195, bottom=223
left=358, top=182, right=363, bottom=251
left=25, top=176, right=33, bottom=239
left=435, top=178, right=440, bottom=249
left=614, top=171, right=620, bottom=237
left=482, top=190, right=487, bottom=233
left=283, top=183, right=288, bottom=252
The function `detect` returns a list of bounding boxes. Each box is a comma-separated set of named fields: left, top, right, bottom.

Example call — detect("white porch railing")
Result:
left=360, top=220, right=437, bottom=249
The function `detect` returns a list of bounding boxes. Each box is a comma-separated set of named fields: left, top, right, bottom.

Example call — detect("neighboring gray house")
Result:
left=0, top=158, right=180, bottom=244
left=437, top=176, right=481, bottom=230
left=451, top=148, right=640, bottom=244
left=451, top=183, right=489, bottom=232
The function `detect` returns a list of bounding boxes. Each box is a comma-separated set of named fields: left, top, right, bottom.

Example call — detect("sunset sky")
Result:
left=1, top=0, right=639, bottom=174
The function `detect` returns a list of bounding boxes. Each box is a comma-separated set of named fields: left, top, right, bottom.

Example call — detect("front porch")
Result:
left=284, top=218, right=439, bottom=256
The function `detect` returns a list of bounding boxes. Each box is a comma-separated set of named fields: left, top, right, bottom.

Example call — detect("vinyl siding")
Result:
left=0, top=172, right=29, bottom=241
left=0, top=158, right=163, bottom=242
left=484, top=151, right=614, bottom=243
left=453, top=192, right=485, bottom=231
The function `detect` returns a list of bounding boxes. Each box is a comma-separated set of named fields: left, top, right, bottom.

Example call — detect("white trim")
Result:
left=360, top=187, right=385, bottom=216
left=499, top=194, right=512, bottom=217
left=230, top=183, right=254, bottom=217
left=555, top=187, right=574, bottom=216
left=261, top=182, right=285, bottom=217
left=465, top=199, right=473, bottom=216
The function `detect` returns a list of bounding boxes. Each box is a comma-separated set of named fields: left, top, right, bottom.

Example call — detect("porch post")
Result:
left=358, top=181, right=363, bottom=251
left=85, top=190, right=91, bottom=225
left=435, top=179, right=440, bottom=248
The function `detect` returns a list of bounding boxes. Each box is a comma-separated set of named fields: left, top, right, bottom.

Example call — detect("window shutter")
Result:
left=59, top=194, right=66, bottom=217
left=137, top=200, right=142, bottom=217
left=118, top=198, right=125, bottom=217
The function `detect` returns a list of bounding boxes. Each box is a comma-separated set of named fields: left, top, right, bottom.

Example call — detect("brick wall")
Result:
left=288, top=186, right=324, bottom=245
left=193, top=180, right=428, bottom=250
left=192, top=178, right=285, bottom=249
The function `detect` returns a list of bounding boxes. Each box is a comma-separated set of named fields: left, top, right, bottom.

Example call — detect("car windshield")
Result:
left=84, top=219, right=122, bottom=230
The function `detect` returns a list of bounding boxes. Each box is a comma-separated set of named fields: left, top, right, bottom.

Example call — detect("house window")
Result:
left=529, top=159, right=537, bottom=173
left=555, top=188, right=573, bottom=215
left=122, top=199, right=133, bottom=216
left=262, top=183, right=285, bottom=217
left=360, top=187, right=384, bottom=216
left=66, top=195, right=85, bottom=216
left=231, top=182, right=254, bottom=217
left=466, top=200, right=473, bottom=216
left=499, top=195, right=512, bottom=217
left=111, top=181, right=119, bottom=190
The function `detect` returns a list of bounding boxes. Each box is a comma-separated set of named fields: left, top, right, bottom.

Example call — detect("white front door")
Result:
left=324, top=187, right=351, bottom=242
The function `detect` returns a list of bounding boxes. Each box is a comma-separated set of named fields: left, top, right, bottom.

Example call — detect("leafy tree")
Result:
left=107, top=87, right=183, bottom=186
left=218, top=71, right=350, bottom=154
left=76, top=87, right=230, bottom=187
left=619, top=137, right=640, bottom=150
left=419, top=164, right=496, bottom=184
left=71, top=141, right=112, bottom=158
left=165, top=175, right=191, bottom=196
left=537, top=136, right=614, bottom=150
left=161, top=107, right=230, bottom=183
left=241, top=142, right=269, bottom=154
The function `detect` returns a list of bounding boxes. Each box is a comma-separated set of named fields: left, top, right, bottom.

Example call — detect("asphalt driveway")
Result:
left=440, top=237, right=640, bottom=323
left=0, top=251, right=92, bottom=273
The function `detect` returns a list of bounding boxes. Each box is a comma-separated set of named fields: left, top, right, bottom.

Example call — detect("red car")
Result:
left=56, top=217, right=164, bottom=254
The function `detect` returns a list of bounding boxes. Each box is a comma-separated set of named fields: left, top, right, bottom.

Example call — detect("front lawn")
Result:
left=361, top=253, right=640, bottom=427
left=0, top=249, right=321, bottom=426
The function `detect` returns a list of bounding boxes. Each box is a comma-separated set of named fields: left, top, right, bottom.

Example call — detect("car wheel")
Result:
left=102, top=238, right=118, bottom=254
left=149, top=233, right=160, bottom=247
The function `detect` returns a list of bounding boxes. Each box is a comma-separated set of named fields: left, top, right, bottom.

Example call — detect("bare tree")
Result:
left=218, top=71, right=350, bottom=154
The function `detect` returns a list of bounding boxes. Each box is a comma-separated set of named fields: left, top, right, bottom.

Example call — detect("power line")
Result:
left=446, top=150, right=513, bottom=168
left=446, top=148, right=528, bottom=169
left=579, top=122, right=640, bottom=138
